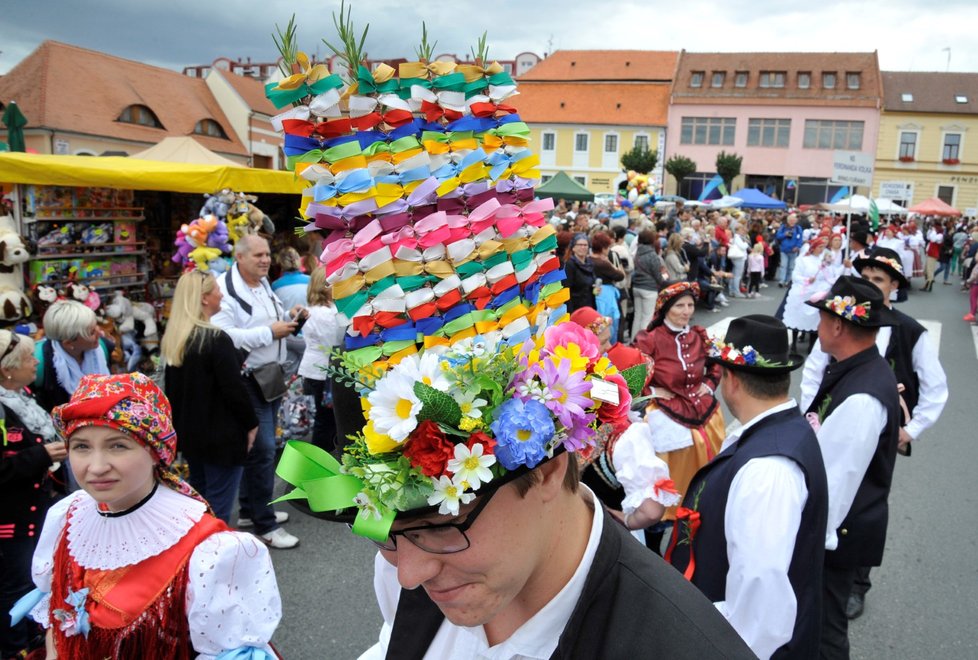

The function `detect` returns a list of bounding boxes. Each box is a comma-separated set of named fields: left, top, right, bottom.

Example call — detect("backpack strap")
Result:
left=224, top=265, right=253, bottom=316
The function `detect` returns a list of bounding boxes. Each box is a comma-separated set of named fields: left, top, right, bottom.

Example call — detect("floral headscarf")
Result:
left=52, top=373, right=207, bottom=506
left=651, top=281, right=700, bottom=328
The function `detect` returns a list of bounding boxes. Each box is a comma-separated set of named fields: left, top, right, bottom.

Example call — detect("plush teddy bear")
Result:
left=199, top=188, right=237, bottom=221
left=64, top=281, right=101, bottom=311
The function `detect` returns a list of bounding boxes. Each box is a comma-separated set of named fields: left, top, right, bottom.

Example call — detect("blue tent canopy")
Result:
left=730, top=188, right=787, bottom=209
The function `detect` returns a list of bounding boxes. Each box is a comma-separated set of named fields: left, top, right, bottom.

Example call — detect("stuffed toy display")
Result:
left=0, top=215, right=34, bottom=321
left=104, top=290, right=159, bottom=371
left=171, top=214, right=232, bottom=273
left=226, top=193, right=274, bottom=242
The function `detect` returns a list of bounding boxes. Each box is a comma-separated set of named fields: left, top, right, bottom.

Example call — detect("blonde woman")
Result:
left=663, top=232, right=689, bottom=282
left=161, top=270, right=258, bottom=523
left=298, top=267, right=345, bottom=453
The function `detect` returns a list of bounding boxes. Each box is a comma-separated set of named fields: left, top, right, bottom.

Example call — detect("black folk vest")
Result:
left=805, top=346, right=900, bottom=568
left=884, top=308, right=926, bottom=425
left=669, top=407, right=828, bottom=659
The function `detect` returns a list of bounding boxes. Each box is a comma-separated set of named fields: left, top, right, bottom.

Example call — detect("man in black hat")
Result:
left=803, top=276, right=901, bottom=659
left=668, top=315, right=828, bottom=659
left=801, top=247, right=947, bottom=620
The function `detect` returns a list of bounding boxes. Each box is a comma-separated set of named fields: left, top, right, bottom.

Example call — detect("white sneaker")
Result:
left=260, top=527, right=300, bottom=549
left=238, top=511, right=289, bottom=528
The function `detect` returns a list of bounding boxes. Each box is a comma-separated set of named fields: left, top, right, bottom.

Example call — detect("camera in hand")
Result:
left=291, top=311, right=309, bottom=335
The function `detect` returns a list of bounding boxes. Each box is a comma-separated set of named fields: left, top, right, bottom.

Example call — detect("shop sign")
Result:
left=879, top=181, right=912, bottom=199
left=950, top=176, right=978, bottom=184
left=832, top=151, right=874, bottom=186
left=54, top=139, right=70, bottom=155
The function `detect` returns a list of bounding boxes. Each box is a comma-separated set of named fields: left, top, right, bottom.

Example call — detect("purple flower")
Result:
left=562, top=411, right=597, bottom=452
left=535, top=359, right=592, bottom=428
left=490, top=398, right=554, bottom=470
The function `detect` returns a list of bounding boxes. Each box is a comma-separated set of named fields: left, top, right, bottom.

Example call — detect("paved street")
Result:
left=264, top=279, right=978, bottom=659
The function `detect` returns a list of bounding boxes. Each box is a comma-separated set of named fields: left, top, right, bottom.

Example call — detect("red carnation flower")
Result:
left=403, top=420, right=456, bottom=477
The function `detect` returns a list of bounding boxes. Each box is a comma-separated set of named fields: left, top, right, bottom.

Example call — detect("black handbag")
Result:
left=251, top=361, right=287, bottom=402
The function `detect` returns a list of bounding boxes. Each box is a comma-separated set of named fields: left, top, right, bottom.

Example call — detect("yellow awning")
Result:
left=0, top=152, right=304, bottom=194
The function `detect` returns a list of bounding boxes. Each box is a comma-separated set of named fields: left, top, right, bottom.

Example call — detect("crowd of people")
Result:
left=0, top=192, right=967, bottom=659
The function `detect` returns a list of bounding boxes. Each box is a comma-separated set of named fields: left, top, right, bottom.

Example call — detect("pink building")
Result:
left=666, top=51, right=883, bottom=205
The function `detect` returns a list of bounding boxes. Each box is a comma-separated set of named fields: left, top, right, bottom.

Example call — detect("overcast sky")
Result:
left=2, top=0, right=976, bottom=76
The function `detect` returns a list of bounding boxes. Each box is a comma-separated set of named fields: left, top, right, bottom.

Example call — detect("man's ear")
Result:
left=536, top=452, right=569, bottom=503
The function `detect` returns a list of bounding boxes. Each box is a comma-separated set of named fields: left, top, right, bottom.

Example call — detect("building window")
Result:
left=541, top=132, right=556, bottom=151
left=758, top=71, right=786, bottom=88
left=541, top=174, right=553, bottom=183
left=193, top=119, right=228, bottom=139
left=634, top=134, right=649, bottom=151
left=943, top=133, right=961, bottom=161
left=574, top=133, right=589, bottom=152
left=955, top=95, right=969, bottom=104
left=901, top=93, right=914, bottom=102
left=899, top=132, right=917, bottom=160
left=822, top=72, right=837, bottom=89
left=747, top=118, right=791, bottom=147
left=803, top=120, right=864, bottom=150
left=798, top=72, right=811, bottom=89
left=937, top=185, right=955, bottom=206
left=690, top=71, right=704, bottom=88
left=680, top=117, right=736, bottom=146
left=734, top=71, right=748, bottom=88
left=711, top=71, right=725, bottom=88
left=846, top=72, right=861, bottom=90
left=604, top=134, right=618, bottom=153
left=573, top=175, right=587, bottom=186
left=117, top=104, right=164, bottom=129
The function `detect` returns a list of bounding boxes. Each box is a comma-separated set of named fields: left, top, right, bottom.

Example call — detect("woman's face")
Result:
left=830, top=236, right=843, bottom=250
left=68, top=426, right=156, bottom=512
left=572, top=239, right=589, bottom=261
left=1, top=350, right=38, bottom=391
left=665, top=296, right=696, bottom=327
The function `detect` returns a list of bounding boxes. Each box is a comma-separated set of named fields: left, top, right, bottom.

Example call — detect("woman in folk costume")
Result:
left=11, top=373, right=281, bottom=660
left=632, top=282, right=725, bottom=551
left=781, top=236, right=838, bottom=353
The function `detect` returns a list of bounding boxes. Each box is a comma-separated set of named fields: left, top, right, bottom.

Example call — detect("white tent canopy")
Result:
left=820, top=195, right=907, bottom=215
left=130, top=136, right=245, bottom=167
left=709, top=195, right=744, bottom=209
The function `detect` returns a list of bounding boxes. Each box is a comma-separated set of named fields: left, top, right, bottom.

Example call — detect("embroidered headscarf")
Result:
left=52, top=373, right=206, bottom=506
left=651, top=281, right=700, bottom=329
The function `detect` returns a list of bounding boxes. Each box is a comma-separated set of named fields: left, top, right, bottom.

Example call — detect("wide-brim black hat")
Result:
left=707, top=314, right=804, bottom=374
left=805, top=275, right=894, bottom=328
left=853, top=246, right=910, bottom=290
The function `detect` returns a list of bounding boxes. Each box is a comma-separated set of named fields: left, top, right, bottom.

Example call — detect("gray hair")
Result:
left=0, top=331, right=35, bottom=372
left=234, top=234, right=268, bottom=259
left=42, top=300, right=97, bottom=343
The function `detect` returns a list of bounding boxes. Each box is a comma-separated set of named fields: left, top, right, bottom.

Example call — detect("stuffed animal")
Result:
left=31, top=284, right=60, bottom=320
left=96, top=314, right=125, bottom=371
left=0, top=215, right=34, bottom=321
left=0, top=287, right=32, bottom=321
left=64, top=281, right=101, bottom=311
left=105, top=291, right=158, bottom=370
left=228, top=193, right=274, bottom=238
left=188, top=246, right=223, bottom=272
left=199, top=188, right=237, bottom=221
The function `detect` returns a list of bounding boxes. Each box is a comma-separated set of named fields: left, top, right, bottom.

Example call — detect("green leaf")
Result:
left=620, top=364, right=648, bottom=398
left=414, top=382, right=462, bottom=427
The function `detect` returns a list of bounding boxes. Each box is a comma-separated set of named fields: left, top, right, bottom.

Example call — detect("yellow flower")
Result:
left=550, top=343, right=590, bottom=373
left=459, top=417, right=482, bottom=432
left=591, top=356, right=619, bottom=379
left=363, top=420, right=401, bottom=455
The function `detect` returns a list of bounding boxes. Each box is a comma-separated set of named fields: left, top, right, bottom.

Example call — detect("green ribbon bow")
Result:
left=274, top=440, right=395, bottom=541
left=264, top=74, right=345, bottom=109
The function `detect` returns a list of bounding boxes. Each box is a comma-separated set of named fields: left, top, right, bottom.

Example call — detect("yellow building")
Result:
left=511, top=50, right=677, bottom=195
left=874, top=71, right=978, bottom=214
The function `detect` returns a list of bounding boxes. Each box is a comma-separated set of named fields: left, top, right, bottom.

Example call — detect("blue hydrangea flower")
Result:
left=490, top=398, right=554, bottom=470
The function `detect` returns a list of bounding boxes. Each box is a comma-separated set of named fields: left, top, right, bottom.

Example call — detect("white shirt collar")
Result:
left=663, top=319, right=689, bottom=333
left=458, top=486, right=604, bottom=659
left=720, top=399, right=797, bottom=453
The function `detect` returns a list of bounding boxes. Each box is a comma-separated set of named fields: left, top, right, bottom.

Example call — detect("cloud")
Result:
left=1, top=0, right=976, bottom=75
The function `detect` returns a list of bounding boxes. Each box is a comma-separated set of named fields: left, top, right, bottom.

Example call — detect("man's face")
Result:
left=860, top=266, right=898, bottom=302
left=816, top=311, right=841, bottom=354
left=787, top=215, right=797, bottom=227
left=237, top=238, right=271, bottom=281
left=379, top=481, right=547, bottom=628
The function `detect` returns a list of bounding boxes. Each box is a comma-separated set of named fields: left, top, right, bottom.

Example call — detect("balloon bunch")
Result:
left=624, top=170, right=652, bottom=209
left=172, top=214, right=232, bottom=273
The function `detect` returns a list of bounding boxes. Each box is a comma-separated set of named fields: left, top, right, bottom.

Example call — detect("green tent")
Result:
left=1, top=101, right=27, bottom=153
left=535, top=171, right=594, bottom=203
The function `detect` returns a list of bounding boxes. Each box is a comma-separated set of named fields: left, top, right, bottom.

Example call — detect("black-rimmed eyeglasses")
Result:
left=351, top=483, right=502, bottom=555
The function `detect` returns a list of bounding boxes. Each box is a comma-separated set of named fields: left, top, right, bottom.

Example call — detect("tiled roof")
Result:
left=0, top=41, right=248, bottom=155
left=672, top=51, right=882, bottom=107
left=519, top=50, right=678, bottom=82
left=882, top=71, right=978, bottom=114
left=510, top=82, right=670, bottom=126
left=218, top=70, right=278, bottom=116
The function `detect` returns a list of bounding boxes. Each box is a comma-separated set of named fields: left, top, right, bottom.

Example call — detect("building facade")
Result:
left=666, top=51, right=883, bottom=205
left=511, top=50, right=677, bottom=195
left=874, top=71, right=978, bottom=213
left=205, top=69, right=282, bottom=169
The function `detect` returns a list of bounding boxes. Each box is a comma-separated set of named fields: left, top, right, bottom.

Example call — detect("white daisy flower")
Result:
left=446, top=443, right=496, bottom=490
left=368, top=370, right=423, bottom=442
left=398, top=352, right=452, bottom=392
left=427, top=475, right=476, bottom=516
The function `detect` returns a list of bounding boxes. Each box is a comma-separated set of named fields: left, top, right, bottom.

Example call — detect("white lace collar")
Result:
left=66, top=486, right=206, bottom=570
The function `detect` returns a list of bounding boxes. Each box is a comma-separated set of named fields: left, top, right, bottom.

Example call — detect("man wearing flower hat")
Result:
left=668, top=315, right=828, bottom=659
left=803, top=276, right=901, bottom=659
left=801, top=247, right=947, bottom=621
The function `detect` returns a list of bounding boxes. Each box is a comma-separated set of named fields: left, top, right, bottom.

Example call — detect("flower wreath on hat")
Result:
left=707, top=338, right=790, bottom=369
left=274, top=323, right=635, bottom=542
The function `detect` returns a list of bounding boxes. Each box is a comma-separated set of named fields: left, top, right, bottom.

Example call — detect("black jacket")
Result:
left=0, top=404, right=57, bottom=538
left=385, top=507, right=756, bottom=659
left=164, top=329, right=258, bottom=466
left=565, top=256, right=596, bottom=312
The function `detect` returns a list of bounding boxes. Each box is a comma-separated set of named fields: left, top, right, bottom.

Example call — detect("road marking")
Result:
left=972, top=325, right=978, bottom=362
left=919, top=320, right=941, bottom=355
left=705, top=317, right=734, bottom=339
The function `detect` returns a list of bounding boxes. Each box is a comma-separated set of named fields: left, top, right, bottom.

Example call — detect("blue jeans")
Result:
left=303, top=378, right=337, bottom=453
left=934, top=259, right=951, bottom=282
left=778, top=250, right=798, bottom=284
left=0, top=537, right=39, bottom=656
left=189, top=460, right=244, bottom=525
left=239, top=379, right=282, bottom=535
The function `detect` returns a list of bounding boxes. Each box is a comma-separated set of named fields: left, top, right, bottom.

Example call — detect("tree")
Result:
left=664, top=155, right=697, bottom=191
left=715, top=150, right=743, bottom=193
left=620, top=146, right=659, bottom=174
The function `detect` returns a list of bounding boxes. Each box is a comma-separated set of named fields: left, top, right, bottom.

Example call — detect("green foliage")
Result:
left=414, top=382, right=463, bottom=427
left=665, top=155, right=697, bottom=187
left=620, top=364, right=648, bottom=398
left=715, top=150, right=743, bottom=192
left=272, top=15, right=299, bottom=79
left=415, top=22, right=437, bottom=62
left=322, top=0, right=369, bottom=77
left=470, top=31, right=489, bottom=65
left=620, top=146, right=659, bottom=174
